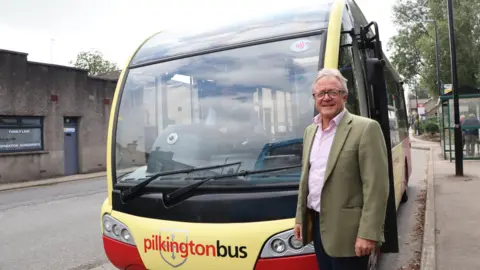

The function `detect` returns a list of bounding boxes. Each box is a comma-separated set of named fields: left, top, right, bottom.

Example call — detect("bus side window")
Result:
left=384, top=69, right=402, bottom=147
left=339, top=48, right=360, bottom=115
left=395, top=83, right=410, bottom=141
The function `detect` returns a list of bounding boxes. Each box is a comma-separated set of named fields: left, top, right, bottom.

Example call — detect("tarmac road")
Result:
left=0, top=149, right=428, bottom=270
left=378, top=148, right=428, bottom=269
left=0, top=177, right=112, bottom=270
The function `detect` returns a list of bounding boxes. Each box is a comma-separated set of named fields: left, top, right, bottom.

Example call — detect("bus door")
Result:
left=340, top=22, right=400, bottom=253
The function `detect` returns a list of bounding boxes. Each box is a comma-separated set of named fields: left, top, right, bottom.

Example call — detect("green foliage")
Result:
left=424, top=120, right=440, bottom=134
left=388, top=0, right=480, bottom=98
left=69, top=50, right=119, bottom=76
left=409, top=88, right=430, bottom=100
left=416, top=118, right=439, bottom=135
left=388, top=0, right=429, bottom=86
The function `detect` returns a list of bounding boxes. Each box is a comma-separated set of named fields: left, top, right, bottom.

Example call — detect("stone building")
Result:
left=0, top=49, right=119, bottom=184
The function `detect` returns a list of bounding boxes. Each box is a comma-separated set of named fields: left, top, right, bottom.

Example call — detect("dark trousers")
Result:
left=312, top=211, right=369, bottom=270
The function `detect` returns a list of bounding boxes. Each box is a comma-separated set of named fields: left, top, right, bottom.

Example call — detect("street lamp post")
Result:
left=425, top=19, right=442, bottom=97
left=446, top=0, right=463, bottom=176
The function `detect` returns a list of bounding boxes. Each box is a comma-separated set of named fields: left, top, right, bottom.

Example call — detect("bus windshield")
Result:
left=115, top=34, right=323, bottom=187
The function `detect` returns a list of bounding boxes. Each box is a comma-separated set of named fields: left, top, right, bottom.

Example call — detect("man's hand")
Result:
left=354, top=237, right=376, bottom=257
left=293, top=223, right=302, bottom=240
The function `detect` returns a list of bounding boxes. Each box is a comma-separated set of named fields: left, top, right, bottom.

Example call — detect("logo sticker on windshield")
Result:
left=290, top=39, right=311, bottom=52
left=167, top=133, right=179, bottom=144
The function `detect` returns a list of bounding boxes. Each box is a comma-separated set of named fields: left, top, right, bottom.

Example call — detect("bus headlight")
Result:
left=112, top=224, right=122, bottom=236
left=121, top=229, right=132, bottom=242
left=288, top=235, right=303, bottom=249
left=271, top=239, right=286, bottom=253
left=259, top=229, right=314, bottom=258
left=102, top=214, right=136, bottom=246
left=103, top=220, right=113, bottom=232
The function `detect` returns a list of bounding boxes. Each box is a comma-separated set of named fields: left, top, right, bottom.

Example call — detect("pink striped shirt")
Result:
left=307, top=110, right=346, bottom=212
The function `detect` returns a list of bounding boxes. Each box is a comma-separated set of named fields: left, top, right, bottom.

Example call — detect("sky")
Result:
left=0, top=0, right=398, bottom=68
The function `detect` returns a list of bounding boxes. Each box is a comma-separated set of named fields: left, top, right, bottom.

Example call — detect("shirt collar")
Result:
left=313, top=108, right=346, bottom=126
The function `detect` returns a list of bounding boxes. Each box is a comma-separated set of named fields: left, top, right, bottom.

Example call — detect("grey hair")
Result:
left=311, top=68, right=349, bottom=94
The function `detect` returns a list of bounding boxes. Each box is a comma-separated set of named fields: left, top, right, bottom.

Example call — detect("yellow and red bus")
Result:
left=100, top=0, right=412, bottom=269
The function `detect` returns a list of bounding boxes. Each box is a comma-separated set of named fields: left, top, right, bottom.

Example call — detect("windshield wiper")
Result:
left=116, top=170, right=136, bottom=180
left=120, top=161, right=242, bottom=202
left=163, top=164, right=302, bottom=205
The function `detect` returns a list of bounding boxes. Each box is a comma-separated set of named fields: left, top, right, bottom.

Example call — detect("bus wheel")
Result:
left=368, top=248, right=379, bottom=270
left=401, top=161, right=409, bottom=203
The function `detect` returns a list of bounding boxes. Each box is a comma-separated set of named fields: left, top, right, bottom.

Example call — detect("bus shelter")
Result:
left=438, top=85, right=480, bottom=161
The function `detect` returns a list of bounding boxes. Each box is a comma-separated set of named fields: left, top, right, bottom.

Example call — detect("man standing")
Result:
left=462, top=113, right=480, bottom=156
left=293, top=68, right=389, bottom=270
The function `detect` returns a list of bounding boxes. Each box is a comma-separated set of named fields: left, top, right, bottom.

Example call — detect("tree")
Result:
left=388, top=0, right=430, bottom=89
left=70, top=50, right=119, bottom=76
left=388, top=0, right=480, bottom=98
left=409, top=87, right=430, bottom=100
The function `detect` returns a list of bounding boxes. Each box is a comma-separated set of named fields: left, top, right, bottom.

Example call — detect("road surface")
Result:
left=0, top=149, right=428, bottom=270
left=378, top=148, right=428, bottom=269
left=0, top=177, right=112, bottom=270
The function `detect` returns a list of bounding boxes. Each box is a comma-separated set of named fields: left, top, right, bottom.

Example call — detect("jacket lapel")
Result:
left=301, top=124, right=317, bottom=245
left=303, top=124, right=318, bottom=166
left=323, top=111, right=353, bottom=182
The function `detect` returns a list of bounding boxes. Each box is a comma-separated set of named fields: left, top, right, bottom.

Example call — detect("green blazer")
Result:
left=295, top=110, right=389, bottom=257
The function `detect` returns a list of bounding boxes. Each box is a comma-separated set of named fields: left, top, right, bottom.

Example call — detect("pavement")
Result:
left=410, top=134, right=437, bottom=270
left=0, top=167, right=136, bottom=192
left=411, top=132, right=480, bottom=270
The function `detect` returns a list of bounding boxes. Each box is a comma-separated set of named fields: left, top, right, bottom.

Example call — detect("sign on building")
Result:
left=417, top=103, right=425, bottom=115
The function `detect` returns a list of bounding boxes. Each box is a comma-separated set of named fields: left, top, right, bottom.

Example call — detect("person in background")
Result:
left=462, top=113, right=480, bottom=156
left=293, top=68, right=389, bottom=270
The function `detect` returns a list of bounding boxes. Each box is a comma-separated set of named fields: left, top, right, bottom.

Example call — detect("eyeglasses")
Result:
left=312, top=90, right=345, bottom=99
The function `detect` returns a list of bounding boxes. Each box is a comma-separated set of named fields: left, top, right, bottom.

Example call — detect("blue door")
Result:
left=64, top=117, right=79, bottom=175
